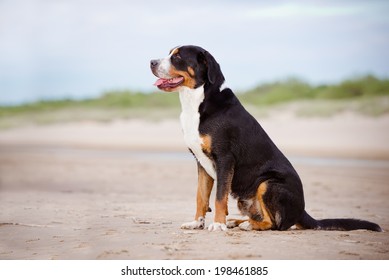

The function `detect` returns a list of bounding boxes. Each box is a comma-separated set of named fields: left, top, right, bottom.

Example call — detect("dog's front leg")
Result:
left=208, top=155, right=234, bottom=232
left=181, top=163, right=214, bottom=230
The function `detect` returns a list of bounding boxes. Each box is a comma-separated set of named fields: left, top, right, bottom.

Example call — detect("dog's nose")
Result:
left=150, top=59, right=159, bottom=69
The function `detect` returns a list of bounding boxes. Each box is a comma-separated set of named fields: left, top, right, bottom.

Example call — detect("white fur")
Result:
left=226, top=220, right=240, bottom=228
left=155, top=48, right=178, bottom=79
left=156, top=57, right=172, bottom=79
left=208, top=222, right=227, bottom=232
left=275, top=211, right=282, bottom=228
left=239, top=221, right=253, bottom=231
left=179, top=86, right=216, bottom=179
left=181, top=217, right=205, bottom=230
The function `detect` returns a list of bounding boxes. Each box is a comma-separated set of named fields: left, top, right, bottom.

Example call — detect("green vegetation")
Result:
left=240, top=75, right=389, bottom=105
left=0, top=90, right=179, bottom=117
left=1, top=75, right=388, bottom=128
left=86, top=90, right=180, bottom=108
left=0, top=91, right=181, bottom=128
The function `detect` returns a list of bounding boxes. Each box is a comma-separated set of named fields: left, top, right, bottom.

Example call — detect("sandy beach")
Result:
left=0, top=112, right=389, bottom=259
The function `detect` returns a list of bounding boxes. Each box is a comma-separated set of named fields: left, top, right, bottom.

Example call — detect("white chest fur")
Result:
left=179, top=86, right=216, bottom=179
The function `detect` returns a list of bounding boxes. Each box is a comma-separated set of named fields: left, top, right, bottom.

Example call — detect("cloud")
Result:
left=0, top=0, right=389, bottom=104
left=244, top=4, right=361, bottom=19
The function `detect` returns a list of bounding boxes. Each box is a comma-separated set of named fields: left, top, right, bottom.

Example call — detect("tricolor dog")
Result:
left=150, top=45, right=382, bottom=232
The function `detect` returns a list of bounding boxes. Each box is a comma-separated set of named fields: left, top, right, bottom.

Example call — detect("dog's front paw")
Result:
left=181, top=217, right=205, bottom=230
left=208, top=222, right=227, bottom=232
left=238, top=221, right=253, bottom=231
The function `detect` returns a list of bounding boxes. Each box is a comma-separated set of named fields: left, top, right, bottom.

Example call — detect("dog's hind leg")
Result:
left=238, top=182, right=274, bottom=231
left=226, top=219, right=248, bottom=228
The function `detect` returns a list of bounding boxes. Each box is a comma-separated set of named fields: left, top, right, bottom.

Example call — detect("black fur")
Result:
left=298, top=211, right=382, bottom=231
left=152, top=45, right=382, bottom=232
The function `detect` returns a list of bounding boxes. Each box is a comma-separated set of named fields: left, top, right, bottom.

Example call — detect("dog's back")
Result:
left=151, top=45, right=382, bottom=232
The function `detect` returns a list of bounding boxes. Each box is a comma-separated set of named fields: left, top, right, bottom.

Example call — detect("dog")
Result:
left=150, top=45, right=382, bottom=232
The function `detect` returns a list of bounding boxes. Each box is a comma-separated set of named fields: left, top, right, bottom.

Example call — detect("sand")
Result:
left=0, top=112, right=388, bottom=259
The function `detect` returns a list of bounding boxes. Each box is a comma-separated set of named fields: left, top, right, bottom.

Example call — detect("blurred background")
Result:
left=0, top=0, right=388, bottom=119
left=0, top=0, right=389, bottom=131
left=1, top=1, right=389, bottom=260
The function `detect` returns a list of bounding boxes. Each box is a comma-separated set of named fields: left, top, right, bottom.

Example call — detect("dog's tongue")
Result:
left=153, top=78, right=166, bottom=86
left=153, top=77, right=183, bottom=87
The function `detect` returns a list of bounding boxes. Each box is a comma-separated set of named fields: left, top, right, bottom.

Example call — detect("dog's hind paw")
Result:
left=239, top=221, right=253, bottom=231
left=226, top=220, right=239, bottom=228
left=208, top=222, right=227, bottom=232
left=226, top=219, right=247, bottom=228
left=181, top=217, right=205, bottom=230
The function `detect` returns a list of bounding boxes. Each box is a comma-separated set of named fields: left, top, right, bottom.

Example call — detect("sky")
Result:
left=1, top=0, right=389, bottom=105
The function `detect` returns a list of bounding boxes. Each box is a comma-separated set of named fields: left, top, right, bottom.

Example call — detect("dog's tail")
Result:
left=296, top=211, right=382, bottom=232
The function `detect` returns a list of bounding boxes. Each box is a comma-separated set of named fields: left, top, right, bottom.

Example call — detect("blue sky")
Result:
left=1, top=0, right=389, bottom=105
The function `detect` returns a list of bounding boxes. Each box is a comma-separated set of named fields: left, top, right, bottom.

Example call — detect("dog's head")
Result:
left=150, top=45, right=224, bottom=92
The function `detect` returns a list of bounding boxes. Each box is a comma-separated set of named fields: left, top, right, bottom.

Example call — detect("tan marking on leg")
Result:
left=182, top=164, right=213, bottom=230
left=213, top=165, right=234, bottom=223
left=226, top=219, right=248, bottom=228
left=249, top=182, right=273, bottom=230
left=249, top=218, right=272, bottom=231
left=214, top=194, right=229, bottom=224
left=210, top=156, right=234, bottom=231
left=195, top=165, right=214, bottom=220
left=200, top=134, right=212, bottom=155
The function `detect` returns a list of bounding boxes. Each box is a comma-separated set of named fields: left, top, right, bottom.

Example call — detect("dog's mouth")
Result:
left=153, top=76, right=184, bottom=90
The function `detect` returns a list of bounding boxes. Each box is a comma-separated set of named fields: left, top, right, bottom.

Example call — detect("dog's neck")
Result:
left=178, top=85, right=205, bottom=113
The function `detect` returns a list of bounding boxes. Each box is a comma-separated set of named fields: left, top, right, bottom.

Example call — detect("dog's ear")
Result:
left=199, top=50, right=224, bottom=85
left=169, top=45, right=180, bottom=55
